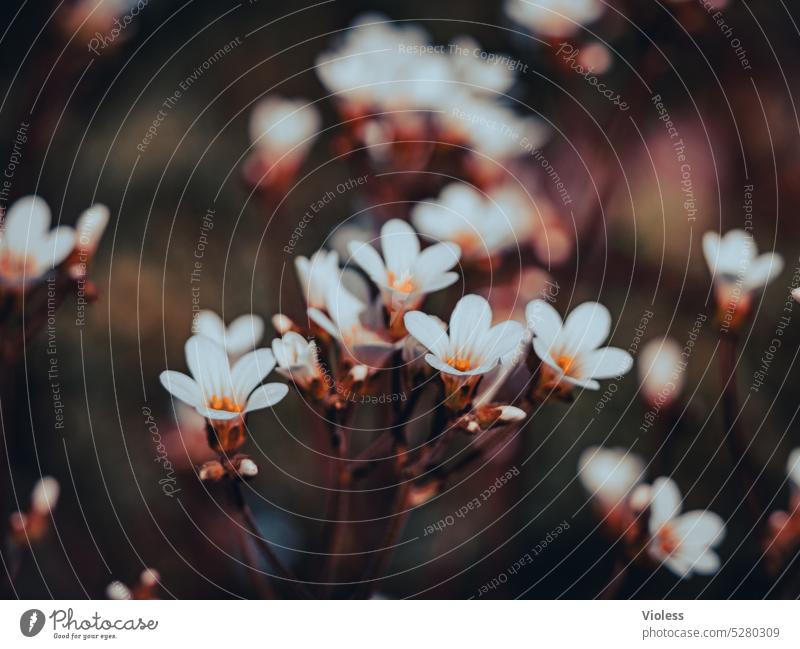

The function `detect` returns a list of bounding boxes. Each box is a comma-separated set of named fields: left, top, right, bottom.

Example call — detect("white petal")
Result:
left=480, top=320, right=526, bottom=364
left=185, top=335, right=230, bottom=400
left=245, top=383, right=289, bottom=412
left=649, top=477, right=682, bottom=532
left=787, top=448, right=800, bottom=488
left=684, top=549, right=721, bottom=575
left=404, top=311, right=449, bottom=358
left=159, top=371, right=202, bottom=408
left=226, top=314, right=265, bottom=356
left=33, top=226, right=76, bottom=270
left=702, top=231, right=721, bottom=275
left=745, top=253, right=783, bottom=291
left=348, top=239, right=387, bottom=286
left=672, top=511, right=726, bottom=549
left=419, top=271, right=460, bottom=294
left=561, top=302, right=611, bottom=353
left=581, top=346, right=633, bottom=380
left=381, top=219, right=419, bottom=273
left=413, top=242, right=460, bottom=278
left=526, top=299, right=563, bottom=349
left=308, top=307, right=340, bottom=340
left=4, top=195, right=51, bottom=250
left=230, top=348, right=276, bottom=402
left=195, top=405, right=242, bottom=421
left=193, top=310, right=225, bottom=342
left=449, top=294, right=492, bottom=353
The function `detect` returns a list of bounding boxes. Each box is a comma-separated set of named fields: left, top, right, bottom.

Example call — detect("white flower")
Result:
left=249, top=96, right=320, bottom=166
left=702, top=229, right=783, bottom=293
left=295, top=249, right=341, bottom=310
left=505, top=0, right=605, bottom=39
left=787, top=449, right=800, bottom=491
left=526, top=300, right=633, bottom=390
left=0, top=196, right=77, bottom=282
left=448, top=36, right=515, bottom=95
left=348, top=219, right=460, bottom=311
left=272, top=331, right=325, bottom=389
left=31, top=476, right=60, bottom=517
left=645, top=477, right=726, bottom=578
left=159, top=335, right=288, bottom=421
left=638, top=338, right=685, bottom=409
left=412, top=183, right=534, bottom=260
left=578, top=446, right=644, bottom=508
left=308, top=278, right=394, bottom=365
left=193, top=310, right=265, bottom=359
left=404, top=294, right=525, bottom=379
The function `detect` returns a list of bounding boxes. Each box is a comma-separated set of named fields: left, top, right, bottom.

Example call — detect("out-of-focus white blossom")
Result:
left=787, top=448, right=800, bottom=491
left=505, top=0, right=605, bottom=39
left=645, top=477, right=726, bottom=578
left=272, top=331, right=325, bottom=391
left=578, top=446, right=644, bottom=509
left=703, top=229, right=783, bottom=294
left=249, top=96, right=320, bottom=169
left=193, top=310, right=265, bottom=359
left=106, top=580, right=132, bottom=600
left=638, top=338, right=685, bottom=409
left=527, top=300, right=633, bottom=391
left=31, top=476, right=60, bottom=517
left=348, top=219, right=460, bottom=313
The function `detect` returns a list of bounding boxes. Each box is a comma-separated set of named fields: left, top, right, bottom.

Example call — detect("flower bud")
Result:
left=199, top=460, right=226, bottom=482
left=272, top=313, right=296, bottom=335
left=106, top=581, right=132, bottom=600
left=638, top=338, right=685, bottom=410
left=140, top=568, right=161, bottom=588
left=31, top=476, right=60, bottom=516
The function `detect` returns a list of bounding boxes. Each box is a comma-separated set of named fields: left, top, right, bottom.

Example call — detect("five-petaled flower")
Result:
left=404, top=294, right=525, bottom=408
left=702, top=229, right=783, bottom=330
left=348, top=219, right=460, bottom=321
left=643, top=477, right=726, bottom=579
left=159, top=335, right=288, bottom=453
left=526, top=300, right=633, bottom=396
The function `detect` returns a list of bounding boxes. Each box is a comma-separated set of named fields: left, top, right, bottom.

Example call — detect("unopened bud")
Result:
left=31, top=476, right=60, bottom=516
left=199, top=460, right=226, bottom=481
left=237, top=458, right=259, bottom=478
left=638, top=338, right=684, bottom=409
left=629, top=484, right=652, bottom=513
left=407, top=482, right=438, bottom=506
left=106, top=580, right=132, bottom=600
left=140, top=568, right=160, bottom=588
left=272, top=313, right=295, bottom=335
left=349, top=364, right=369, bottom=384
left=475, top=404, right=527, bottom=428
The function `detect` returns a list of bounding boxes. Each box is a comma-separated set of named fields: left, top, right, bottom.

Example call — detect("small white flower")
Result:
left=787, top=449, right=800, bottom=491
left=412, top=183, right=533, bottom=260
left=578, top=446, right=644, bottom=509
left=505, top=0, right=605, bottom=39
left=0, top=196, right=77, bottom=283
left=272, top=331, right=325, bottom=389
left=308, top=278, right=394, bottom=365
left=646, top=477, right=726, bottom=578
left=295, top=249, right=342, bottom=310
left=106, top=581, right=132, bottom=600
left=159, top=335, right=288, bottom=421
left=348, top=219, right=460, bottom=311
left=527, top=300, right=633, bottom=390
left=249, top=96, right=320, bottom=166
left=638, top=338, right=685, bottom=409
left=703, top=229, right=783, bottom=292
left=193, top=309, right=265, bottom=359
left=31, top=476, right=60, bottom=517
left=404, top=294, right=525, bottom=379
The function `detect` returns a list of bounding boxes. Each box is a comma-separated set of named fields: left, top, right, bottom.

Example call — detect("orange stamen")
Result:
left=555, top=354, right=576, bottom=375
left=208, top=395, right=243, bottom=412
left=387, top=271, right=415, bottom=294
left=657, top=525, right=679, bottom=555
left=447, top=356, right=472, bottom=372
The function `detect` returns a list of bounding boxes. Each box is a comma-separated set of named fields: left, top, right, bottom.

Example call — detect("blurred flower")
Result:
left=246, top=96, right=320, bottom=188
left=272, top=331, right=326, bottom=396
left=412, top=183, right=534, bottom=260
left=30, top=476, right=60, bottom=517
left=193, top=309, right=265, bottom=359
left=787, top=448, right=800, bottom=496
left=295, top=249, right=341, bottom=310
left=9, top=476, right=60, bottom=546
left=404, top=294, right=525, bottom=408
left=348, top=219, right=460, bottom=317
left=645, top=477, right=725, bottom=578
left=448, top=36, right=515, bottom=95
left=159, top=336, right=288, bottom=453
left=73, top=204, right=110, bottom=261
left=526, top=300, right=633, bottom=395
left=638, top=338, right=685, bottom=410
left=106, top=581, right=132, bottom=600
left=0, top=196, right=76, bottom=286
left=578, top=446, right=644, bottom=510
left=702, top=229, right=783, bottom=330
left=505, top=0, right=605, bottom=39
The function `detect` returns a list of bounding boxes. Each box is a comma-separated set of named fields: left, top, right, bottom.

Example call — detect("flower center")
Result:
left=555, top=354, right=576, bottom=376
left=208, top=395, right=243, bottom=413
left=657, top=525, right=680, bottom=556
left=447, top=356, right=473, bottom=372
left=387, top=271, right=415, bottom=294
left=0, top=252, right=36, bottom=279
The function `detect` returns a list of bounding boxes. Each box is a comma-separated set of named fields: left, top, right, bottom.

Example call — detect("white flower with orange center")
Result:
left=0, top=196, right=79, bottom=285
left=505, top=0, right=605, bottom=39
left=703, top=229, right=783, bottom=327
left=404, top=295, right=525, bottom=403
left=348, top=219, right=460, bottom=313
left=159, top=335, right=288, bottom=451
left=193, top=309, right=265, bottom=359
left=412, top=183, right=534, bottom=260
left=526, top=299, right=633, bottom=393
left=578, top=446, right=644, bottom=511
left=272, top=331, right=326, bottom=392
left=644, top=477, right=726, bottom=578
left=308, top=278, right=395, bottom=366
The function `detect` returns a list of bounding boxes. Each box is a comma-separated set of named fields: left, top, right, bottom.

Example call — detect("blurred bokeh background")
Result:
left=2, top=0, right=800, bottom=599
